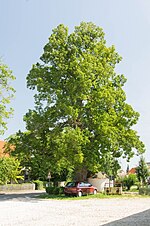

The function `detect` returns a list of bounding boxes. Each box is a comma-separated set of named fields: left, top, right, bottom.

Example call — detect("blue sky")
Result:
left=0, top=0, right=150, bottom=169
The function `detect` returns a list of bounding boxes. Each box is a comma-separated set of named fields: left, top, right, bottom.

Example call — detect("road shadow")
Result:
left=102, top=208, right=150, bottom=226
left=0, top=191, right=46, bottom=202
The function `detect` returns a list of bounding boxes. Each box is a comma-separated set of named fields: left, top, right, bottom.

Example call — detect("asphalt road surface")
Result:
left=0, top=191, right=150, bottom=226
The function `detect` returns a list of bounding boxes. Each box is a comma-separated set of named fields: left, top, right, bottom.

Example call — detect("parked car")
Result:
left=64, top=181, right=97, bottom=197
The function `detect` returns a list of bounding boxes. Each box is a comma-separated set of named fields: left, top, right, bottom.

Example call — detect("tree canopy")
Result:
left=0, top=61, right=15, bottom=135
left=8, top=22, right=145, bottom=180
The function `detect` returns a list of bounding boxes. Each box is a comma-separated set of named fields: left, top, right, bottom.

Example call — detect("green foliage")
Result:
left=122, top=174, right=137, bottom=191
left=0, top=157, right=23, bottom=185
left=7, top=22, right=145, bottom=179
left=136, top=156, right=149, bottom=186
left=46, top=186, right=64, bottom=195
left=6, top=131, right=52, bottom=180
left=39, top=192, right=145, bottom=200
left=130, top=185, right=138, bottom=192
left=0, top=61, right=15, bottom=134
left=139, top=187, right=150, bottom=195
left=100, top=152, right=121, bottom=177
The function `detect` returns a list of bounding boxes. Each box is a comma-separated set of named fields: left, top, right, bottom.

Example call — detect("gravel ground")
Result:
left=0, top=192, right=150, bottom=226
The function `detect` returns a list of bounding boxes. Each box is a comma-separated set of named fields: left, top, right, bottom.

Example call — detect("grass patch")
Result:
left=37, top=192, right=149, bottom=200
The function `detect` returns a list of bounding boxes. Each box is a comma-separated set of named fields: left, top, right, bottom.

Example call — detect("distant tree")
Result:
left=8, top=22, right=145, bottom=179
left=6, top=131, right=51, bottom=180
left=0, top=157, right=23, bottom=185
left=136, top=156, right=149, bottom=186
left=0, top=61, right=15, bottom=134
left=122, top=174, right=137, bottom=190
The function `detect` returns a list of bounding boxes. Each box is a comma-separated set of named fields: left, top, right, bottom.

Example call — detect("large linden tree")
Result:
left=8, top=22, right=145, bottom=179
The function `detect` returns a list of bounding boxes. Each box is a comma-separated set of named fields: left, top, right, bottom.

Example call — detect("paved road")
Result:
left=0, top=192, right=150, bottom=226
left=0, top=190, right=46, bottom=201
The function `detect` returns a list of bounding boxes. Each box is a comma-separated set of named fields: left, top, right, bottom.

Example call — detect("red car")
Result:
left=64, top=181, right=97, bottom=197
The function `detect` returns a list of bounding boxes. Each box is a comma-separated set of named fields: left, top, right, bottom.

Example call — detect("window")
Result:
left=79, top=182, right=85, bottom=187
left=66, top=182, right=76, bottom=187
left=84, top=183, right=92, bottom=187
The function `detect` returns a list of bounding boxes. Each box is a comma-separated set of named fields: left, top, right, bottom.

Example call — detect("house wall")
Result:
left=88, top=178, right=113, bottom=192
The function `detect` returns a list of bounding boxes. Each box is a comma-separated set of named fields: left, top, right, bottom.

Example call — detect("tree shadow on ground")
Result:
left=102, top=209, right=150, bottom=226
left=0, top=191, right=46, bottom=202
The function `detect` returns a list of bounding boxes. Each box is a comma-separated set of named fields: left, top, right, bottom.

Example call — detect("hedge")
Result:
left=46, top=186, right=64, bottom=195
left=33, top=180, right=44, bottom=190
left=139, top=187, right=150, bottom=195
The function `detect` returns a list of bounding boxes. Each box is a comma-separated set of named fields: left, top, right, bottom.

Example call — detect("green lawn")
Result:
left=38, top=192, right=149, bottom=200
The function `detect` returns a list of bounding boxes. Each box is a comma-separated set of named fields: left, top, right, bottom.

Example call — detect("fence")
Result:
left=104, top=183, right=122, bottom=195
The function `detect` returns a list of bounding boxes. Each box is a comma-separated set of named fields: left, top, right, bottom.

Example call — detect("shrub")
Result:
left=122, top=174, right=137, bottom=190
left=33, top=180, right=44, bottom=190
left=46, top=186, right=64, bottom=195
left=130, top=185, right=138, bottom=192
left=139, top=187, right=150, bottom=195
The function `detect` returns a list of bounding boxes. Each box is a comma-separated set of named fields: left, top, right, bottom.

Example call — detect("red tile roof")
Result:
left=0, top=140, right=9, bottom=157
left=128, top=167, right=136, bottom=174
